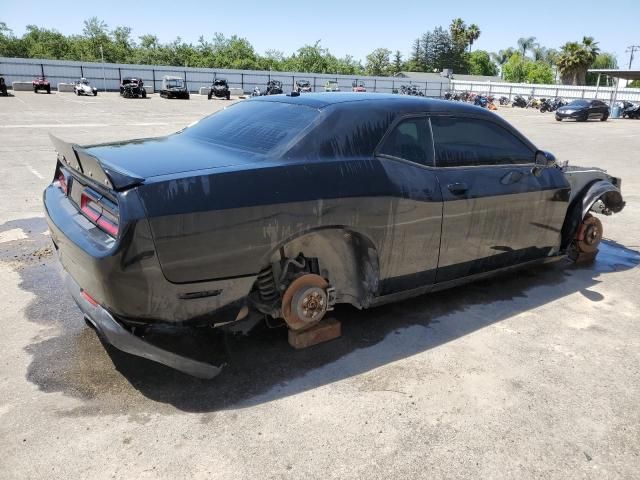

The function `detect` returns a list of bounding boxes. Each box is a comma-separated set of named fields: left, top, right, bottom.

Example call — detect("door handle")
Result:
left=447, top=182, right=468, bottom=194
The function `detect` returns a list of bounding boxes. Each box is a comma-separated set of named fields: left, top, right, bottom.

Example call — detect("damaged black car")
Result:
left=44, top=93, right=625, bottom=378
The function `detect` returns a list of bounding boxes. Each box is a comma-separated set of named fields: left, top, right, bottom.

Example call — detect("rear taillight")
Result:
left=80, top=190, right=119, bottom=237
left=55, top=171, right=68, bottom=195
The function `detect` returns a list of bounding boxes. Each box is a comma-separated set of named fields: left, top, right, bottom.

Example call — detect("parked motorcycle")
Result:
left=540, top=97, right=567, bottom=113
left=525, top=96, right=541, bottom=109
left=621, top=100, right=640, bottom=119
left=512, top=95, right=527, bottom=108
left=251, top=86, right=262, bottom=97
left=474, top=94, right=489, bottom=108
left=498, top=96, right=510, bottom=105
left=400, top=85, right=424, bottom=96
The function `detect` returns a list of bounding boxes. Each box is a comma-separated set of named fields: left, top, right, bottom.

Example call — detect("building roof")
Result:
left=395, top=71, right=504, bottom=83
left=588, top=69, right=640, bottom=81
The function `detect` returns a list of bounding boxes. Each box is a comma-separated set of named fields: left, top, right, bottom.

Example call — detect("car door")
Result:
left=430, top=115, right=570, bottom=283
left=591, top=100, right=608, bottom=119
left=374, top=115, right=443, bottom=294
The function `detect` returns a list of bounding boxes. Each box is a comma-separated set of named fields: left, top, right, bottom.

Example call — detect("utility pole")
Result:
left=626, top=45, right=640, bottom=69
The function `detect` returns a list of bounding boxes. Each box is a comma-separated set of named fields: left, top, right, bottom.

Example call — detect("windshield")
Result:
left=166, top=79, right=184, bottom=88
left=568, top=100, right=590, bottom=107
left=183, top=100, right=320, bottom=155
left=298, top=80, right=310, bottom=86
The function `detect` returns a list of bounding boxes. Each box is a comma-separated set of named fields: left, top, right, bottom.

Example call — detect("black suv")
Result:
left=207, top=79, right=231, bottom=100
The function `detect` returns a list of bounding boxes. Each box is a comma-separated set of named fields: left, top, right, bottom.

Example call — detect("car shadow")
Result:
left=4, top=217, right=639, bottom=413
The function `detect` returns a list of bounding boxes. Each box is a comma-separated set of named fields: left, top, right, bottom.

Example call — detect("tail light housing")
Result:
left=55, top=169, right=68, bottom=195
left=80, top=189, right=119, bottom=237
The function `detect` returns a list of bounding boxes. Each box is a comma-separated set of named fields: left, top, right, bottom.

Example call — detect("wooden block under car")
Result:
left=288, top=318, right=341, bottom=349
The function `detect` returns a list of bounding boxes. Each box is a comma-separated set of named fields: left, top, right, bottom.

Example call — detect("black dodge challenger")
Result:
left=44, top=93, right=625, bottom=377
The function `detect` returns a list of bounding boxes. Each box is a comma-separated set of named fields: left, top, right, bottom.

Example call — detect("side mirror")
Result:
left=532, top=150, right=556, bottom=177
left=535, top=150, right=556, bottom=167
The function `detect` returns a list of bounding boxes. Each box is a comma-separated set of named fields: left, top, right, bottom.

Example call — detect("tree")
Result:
left=526, top=61, right=554, bottom=84
left=466, top=24, right=481, bottom=52
left=517, top=37, right=537, bottom=57
left=556, top=37, right=600, bottom=85
left=391, top=50, right=403, bottom=75
left=0, top=22, right=26, bottom=57
left=365, top=48, right=392, bottom=76
left=586, top=52, right=618, bottom=86
left=407, top=38, right=423, bottom=71
left=503, top=53, right=529, bottom=82
left=449, top=18, right=467, bottom=44
left=532, top=46, right=557, bottom=66
left=503, top=53, right=553, bottom=84
left=468, top=50, right=497, bottom=76
left=491, top=48, right=515, bottom=78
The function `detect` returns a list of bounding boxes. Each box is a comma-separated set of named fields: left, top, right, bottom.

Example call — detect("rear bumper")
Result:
left=66, top=274, right=222, bottom=379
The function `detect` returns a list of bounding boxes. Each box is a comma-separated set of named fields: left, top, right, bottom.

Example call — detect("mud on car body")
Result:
left=44, top=94, right=625, bottom=378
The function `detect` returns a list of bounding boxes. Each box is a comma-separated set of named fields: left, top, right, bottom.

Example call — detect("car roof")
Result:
left=251, top=92, right=496, bottom=116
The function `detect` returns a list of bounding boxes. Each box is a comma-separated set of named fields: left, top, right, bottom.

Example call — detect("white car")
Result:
left=74, top=78, right=98, bottom=96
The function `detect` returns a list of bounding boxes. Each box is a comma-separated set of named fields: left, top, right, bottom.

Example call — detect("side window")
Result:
left=378, top=117, right=433, bottom=166
left=430, top=116, right=534, bottom=167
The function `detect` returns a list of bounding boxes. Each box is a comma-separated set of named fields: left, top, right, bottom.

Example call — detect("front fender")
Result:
left=579, top=180, right=625, bottom=219
left=561, top=179, right=625, bottom=250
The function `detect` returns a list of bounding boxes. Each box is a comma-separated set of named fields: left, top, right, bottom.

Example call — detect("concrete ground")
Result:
left=0, top=91, right=639, bottom=480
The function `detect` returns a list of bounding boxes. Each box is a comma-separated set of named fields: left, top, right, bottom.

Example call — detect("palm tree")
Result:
left=466, top=24, right=481, bottom=52
left=581, top=36, right=600, bottom=63
left=491, top=48, right=515, bottom=78
left=556, top=37, right=601, bottom=85
left=556, top=42, right=588, bottom=85
left=449, top=18, right=467, bottom=43
left=517, top=36, right=537, bottom=57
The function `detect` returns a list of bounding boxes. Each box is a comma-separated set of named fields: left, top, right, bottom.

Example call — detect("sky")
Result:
left=3, top=0, right=640, bottom=68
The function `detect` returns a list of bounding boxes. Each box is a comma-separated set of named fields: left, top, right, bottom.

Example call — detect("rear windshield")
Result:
left=183, top=100, right=320, bottom=154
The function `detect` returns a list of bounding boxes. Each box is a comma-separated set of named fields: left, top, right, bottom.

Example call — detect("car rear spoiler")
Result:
left=49, top=134, right=143, bottom=190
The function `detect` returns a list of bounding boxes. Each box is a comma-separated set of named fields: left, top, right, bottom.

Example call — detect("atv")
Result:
left=160, top=76, right=190, bottom=99
left=33, top=77, right=51, bottom=94
left=207, top=79, right=231, bottom=100
left=265, top=80, right=283, bottom=95
left=295, top=79, right=312, bottom=93
left=0, top=76, right=7, bottom=96
left=120, top=77, right=147, bottom=99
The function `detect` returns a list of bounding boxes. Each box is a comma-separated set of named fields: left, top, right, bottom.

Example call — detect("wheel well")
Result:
left=254, top=228, right=379, bottom=313
left=560, top=180, right=624, bottom=250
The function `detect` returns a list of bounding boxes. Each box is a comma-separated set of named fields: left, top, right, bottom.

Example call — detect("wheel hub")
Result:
left=294, top=287, right=327, bottom=322
left=281, top=274, right=330, bottom=331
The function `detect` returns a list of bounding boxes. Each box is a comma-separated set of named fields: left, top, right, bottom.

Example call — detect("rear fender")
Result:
left=561, top=180, right=625, bottom=250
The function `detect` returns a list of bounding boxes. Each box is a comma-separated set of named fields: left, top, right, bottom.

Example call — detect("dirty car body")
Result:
left=43, top=93, right=625, bottom=377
